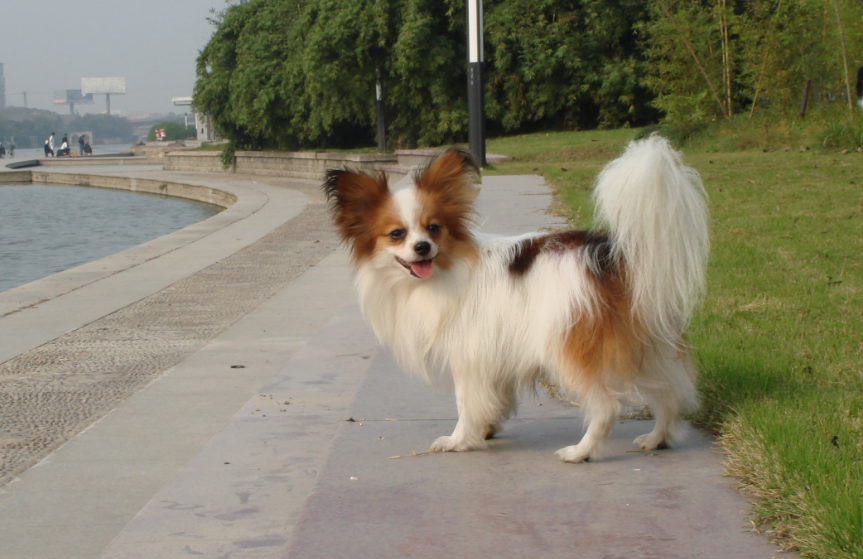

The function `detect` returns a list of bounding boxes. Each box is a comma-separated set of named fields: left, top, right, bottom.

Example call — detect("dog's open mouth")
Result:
left=396, top=256, right=435, bottom=279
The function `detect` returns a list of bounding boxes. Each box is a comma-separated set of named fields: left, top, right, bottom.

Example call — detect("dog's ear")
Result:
left=414, top=148, right=479, bottom=239
left=323, top=169, right=390, bottom=254
left=415, top=147, right=480, bottom=214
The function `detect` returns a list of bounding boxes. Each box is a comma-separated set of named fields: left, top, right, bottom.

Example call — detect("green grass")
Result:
left=487, top=129, right=863, bottom=558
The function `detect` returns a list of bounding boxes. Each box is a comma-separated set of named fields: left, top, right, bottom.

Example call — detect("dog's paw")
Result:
left=482, top=423, right=502, bottom=440
left=430, top=435, right=486, bottom=453
left=555, top=444, right=592, bottom=463
left=634, top=432, right=668, bottom=451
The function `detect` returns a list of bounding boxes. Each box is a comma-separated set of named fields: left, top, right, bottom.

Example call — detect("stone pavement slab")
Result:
left=0, top=247, right=355, bottom=559
left=283, top=347, right=776, bottom=559
left=98, top=306, right=379, bottom=559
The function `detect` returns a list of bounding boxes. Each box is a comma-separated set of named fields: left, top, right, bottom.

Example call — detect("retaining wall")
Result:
left=164, top=150, right=406, bottom=182
left=0, top=170, right=32, bottom=184
left=7, top=169, right=236, bottom=208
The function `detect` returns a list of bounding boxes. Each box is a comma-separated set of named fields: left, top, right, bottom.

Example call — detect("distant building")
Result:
left=0, top=63, right=6, bottom=110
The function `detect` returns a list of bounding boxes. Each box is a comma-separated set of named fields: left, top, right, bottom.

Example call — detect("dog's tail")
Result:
left=592, top=135, right=709, bottom=347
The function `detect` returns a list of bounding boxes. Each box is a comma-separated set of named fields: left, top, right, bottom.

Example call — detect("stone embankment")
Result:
left=164, top=150, right=404, bottom=181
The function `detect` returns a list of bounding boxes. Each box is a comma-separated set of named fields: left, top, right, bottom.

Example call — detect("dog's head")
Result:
left=323, top=147, right=480, bottom=279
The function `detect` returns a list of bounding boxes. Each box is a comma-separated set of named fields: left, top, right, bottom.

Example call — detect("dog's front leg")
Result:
left=429, top=372, right=492, bottom=452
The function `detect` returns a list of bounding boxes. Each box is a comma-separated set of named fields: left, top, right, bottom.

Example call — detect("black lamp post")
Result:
left=466, top=0, right=486, bottom=166
left=376, top=69, right=386, bottom=152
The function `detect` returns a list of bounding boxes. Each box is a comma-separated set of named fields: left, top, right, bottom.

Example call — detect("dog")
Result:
left=323, top=135, right=709, bottom=462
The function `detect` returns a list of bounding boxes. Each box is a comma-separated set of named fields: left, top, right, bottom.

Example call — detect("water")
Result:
left=1, top=142, right=131, bottom=161
left=0, top=184, right=221, bottom=293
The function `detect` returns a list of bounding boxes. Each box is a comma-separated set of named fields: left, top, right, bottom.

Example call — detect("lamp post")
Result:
left=466, top=0, right=486, bottom=166
left=376, top=69, right=386, bottom=152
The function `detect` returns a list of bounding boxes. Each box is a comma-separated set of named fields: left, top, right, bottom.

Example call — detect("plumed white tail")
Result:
left=592, top=135, right=709, bottom=346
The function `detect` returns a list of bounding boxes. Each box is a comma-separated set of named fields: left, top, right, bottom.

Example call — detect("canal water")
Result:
left=0, top=184, right=222, bottom=293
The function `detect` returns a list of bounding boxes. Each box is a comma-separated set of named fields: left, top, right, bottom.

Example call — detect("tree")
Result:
left=194, top=0, right=656, bottom=151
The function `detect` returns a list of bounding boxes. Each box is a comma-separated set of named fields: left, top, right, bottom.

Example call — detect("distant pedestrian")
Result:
left=78, top=135, right=85, bottom=155
left=45, top=132, right=56, bottom=157
left=62, top=133, right=70, bottom=149
left=83, top=140, right=92, bottom=156
left=0, top=143, right=5, bottom=158
left=8, top=142, right=14, bottom=158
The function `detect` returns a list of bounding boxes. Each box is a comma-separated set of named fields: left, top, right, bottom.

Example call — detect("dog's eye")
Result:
left=389, top=229, right=406, bottom=240
left=426, top=224, right=441, bottom=235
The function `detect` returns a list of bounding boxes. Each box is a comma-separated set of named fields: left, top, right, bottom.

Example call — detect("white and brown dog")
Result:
left=323, top=136, right=709, bottom=462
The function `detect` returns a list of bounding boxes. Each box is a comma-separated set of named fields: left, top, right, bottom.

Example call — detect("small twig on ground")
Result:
left=388, top=451, right=431, bottom=459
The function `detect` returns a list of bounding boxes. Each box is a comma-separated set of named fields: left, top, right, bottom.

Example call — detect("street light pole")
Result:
left=466, top=0, right=486, bottom=166
left=376, top=69, right=386, bottom=152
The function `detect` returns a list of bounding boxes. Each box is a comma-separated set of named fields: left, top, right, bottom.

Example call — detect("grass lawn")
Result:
left=486, top=129, right=863, bottom=558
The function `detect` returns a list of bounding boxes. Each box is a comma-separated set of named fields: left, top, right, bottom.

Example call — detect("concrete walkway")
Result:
left=0, top=164, right=779, bottom=558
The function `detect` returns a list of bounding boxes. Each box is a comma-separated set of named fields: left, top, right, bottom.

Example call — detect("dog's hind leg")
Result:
left=430, top=371, right=510, bottom=452
left=633, top=343, right=697, bottom=450
left=555, top=385, right=621, bottom=463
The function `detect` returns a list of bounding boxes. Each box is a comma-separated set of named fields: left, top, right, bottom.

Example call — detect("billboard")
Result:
left=53, top=89, right=95, bottom=104
left=81, top=77, right=126, bottom=95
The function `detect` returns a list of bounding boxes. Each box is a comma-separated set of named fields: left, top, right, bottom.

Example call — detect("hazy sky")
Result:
left=1, top=0, right=232, bottom=115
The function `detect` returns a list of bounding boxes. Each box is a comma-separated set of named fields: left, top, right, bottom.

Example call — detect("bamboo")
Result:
left=657, top=0, right=729, bottom=118
left=832, top=0, right=854, bottom=119
left=720, top=0, right=733, bottom=116
left=749, top=0, right=784, bottom=118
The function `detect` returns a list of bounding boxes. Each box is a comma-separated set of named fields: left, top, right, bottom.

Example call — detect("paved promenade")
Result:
left=0, top=162, right=780, bottom=558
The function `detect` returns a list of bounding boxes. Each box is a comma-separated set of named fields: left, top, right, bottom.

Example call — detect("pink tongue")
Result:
left=410, top=260, right=434, bottom=279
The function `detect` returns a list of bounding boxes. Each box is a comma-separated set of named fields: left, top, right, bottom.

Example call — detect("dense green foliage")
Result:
left=147, top=121, right=196, bottom=142
left=194, top=0, right=654, bottom=151
left=0, top=108, right=133, bottom=147
left=195, top=0, right=863, bottom=152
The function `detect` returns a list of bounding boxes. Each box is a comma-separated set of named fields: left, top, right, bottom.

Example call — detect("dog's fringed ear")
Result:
left=323, top=169, right=390, bottom=256
left=415, top=147, right=480, bottom=208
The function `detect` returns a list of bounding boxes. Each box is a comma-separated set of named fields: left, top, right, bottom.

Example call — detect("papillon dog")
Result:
left=323, top=136, right=709, bottom=462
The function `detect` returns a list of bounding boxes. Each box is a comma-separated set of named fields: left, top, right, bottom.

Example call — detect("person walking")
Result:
left=44, top=132, right=56, bottom=157
left=0, top=143, right=6, bottom=158
left=8, top=141, right=15, bottom=158
left=77, top=134, right=85, bottom=156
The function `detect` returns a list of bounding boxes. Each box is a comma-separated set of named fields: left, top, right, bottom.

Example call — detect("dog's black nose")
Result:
left=414, top=241, right=431, bottom=257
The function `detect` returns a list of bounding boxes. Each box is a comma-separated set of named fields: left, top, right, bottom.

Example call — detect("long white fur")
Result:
left=592, top=135, right=710, bottom=348
left=352, top=136, right=708, bottom=461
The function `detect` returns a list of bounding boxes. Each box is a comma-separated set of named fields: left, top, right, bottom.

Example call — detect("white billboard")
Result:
left=82, top=77, right=126, bottom=95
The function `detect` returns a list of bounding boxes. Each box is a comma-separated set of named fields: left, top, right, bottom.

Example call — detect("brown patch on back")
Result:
left=415, top=148, right=481, bottom=269
left=323, top=169, right=394, bottom=263
left=510, top=230, right=613, bottom=278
